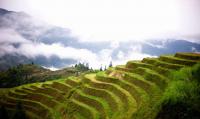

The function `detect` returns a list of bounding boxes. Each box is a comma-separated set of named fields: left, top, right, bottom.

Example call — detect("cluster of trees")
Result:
left=74, top=61, right=113, bottom=72
left=74, top=62, right=90, bottom=71
left=0, top=63, right=35, bottom=88
left=0, top=61, right=113, bottom=88
left=100, top=61, right=113, bottom=71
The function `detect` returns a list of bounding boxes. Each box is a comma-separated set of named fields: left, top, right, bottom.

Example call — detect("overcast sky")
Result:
left=0, top=0, right=200, bottom=42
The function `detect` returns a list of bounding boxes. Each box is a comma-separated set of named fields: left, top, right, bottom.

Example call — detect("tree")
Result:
left=100, top=65, right=103, bottom=71
left=74, top=64, right=78, bottom=68
left=104, top=66, right=107, bottom=71
left=109, top=61, right=113, bottom=67
left=86, top=63, right=89, bottom=70
left=90, top=67, right=93, bottom=71
left=74, top=62, right=90, bottom=71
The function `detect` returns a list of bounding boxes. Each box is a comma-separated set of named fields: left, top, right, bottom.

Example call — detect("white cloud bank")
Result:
left=0, top=29, right=30, bottom=44
left=0, top=28, right=154, bottom=69
left=1, top=0, right=200, bottom=43
left=111, top=44, right=156, bottom=67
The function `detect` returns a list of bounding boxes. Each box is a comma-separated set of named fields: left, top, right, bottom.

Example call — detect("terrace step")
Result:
left=159, top=55, right=198, bottom=66
left=114, top=65, right=133, bottom=73
left=175, top=52, right=200, bottom=61
left=0, top=101, right=42, bottom=119
left=133, top=67, right=167, bottom=90
left=1, top=52, right=197, bottom=119
left=99, top=70, right=158, bottom=118
left=83, top=74, right=137, bottom=119
left=125, top=61, right=170, bottom=76
left=81, top=84, right=122, bottom=119
left=69, top=99, right=100, bottom=119
left=126, top=61, right=152, bottom=69
left=142, top=58, right=184, bottom=70
left=113, top=66, right=162, bottom=97
left=27, top=86, right=66, bottom=103
left=74, top=112, right=87, bottom=119
left=107, top=67, right=163, bottom=118
left=2, top=95, right=51, bottom=118
left=8, top=88, right=60, bottom=108
left=97, top=71, right=143, bottom=105
left=72, top=89, right=110, bottom=119
left=65, top=77, right=81, bottom=87
left=46, top=82, right=72, bottom=96
left=114, top=65, right=167, bottom=90
left=122, top=72, right=163, bottom=118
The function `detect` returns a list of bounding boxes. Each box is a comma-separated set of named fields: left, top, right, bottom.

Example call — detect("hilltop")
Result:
left=0, top=63, right=92, bottom=88
left=0, top=52, right=200, bottom=119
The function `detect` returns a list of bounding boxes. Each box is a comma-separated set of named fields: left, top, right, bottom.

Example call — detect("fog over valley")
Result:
left=0, top=0, right=200, bottom=70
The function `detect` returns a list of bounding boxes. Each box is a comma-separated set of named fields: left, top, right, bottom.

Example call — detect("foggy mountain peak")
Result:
left=0, top=8, right=200, bottom=71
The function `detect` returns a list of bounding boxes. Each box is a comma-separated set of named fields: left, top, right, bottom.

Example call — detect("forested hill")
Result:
left=0, top=63, right=92, bottom=88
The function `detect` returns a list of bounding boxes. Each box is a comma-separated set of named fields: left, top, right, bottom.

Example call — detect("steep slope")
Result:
left=0, top=52, right=200, bottom=119
left=0, top=63, right=90, bottom=88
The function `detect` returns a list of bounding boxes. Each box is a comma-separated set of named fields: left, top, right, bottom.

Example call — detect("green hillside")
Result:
left=0, top=63, right=91, bottom=88
left=0, top=52, right=200, bottom=119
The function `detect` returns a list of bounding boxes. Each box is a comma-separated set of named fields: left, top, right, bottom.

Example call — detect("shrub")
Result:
left=157, top=63, right=200, bottom=119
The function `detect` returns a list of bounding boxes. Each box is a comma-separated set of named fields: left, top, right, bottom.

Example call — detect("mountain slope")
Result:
left=0, top=52, right=200, bottom=119
left=0, top=63, right=91, bottom=88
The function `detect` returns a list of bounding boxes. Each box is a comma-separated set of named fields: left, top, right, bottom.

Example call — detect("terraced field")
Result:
left=0, top=52, right=200, bottom=119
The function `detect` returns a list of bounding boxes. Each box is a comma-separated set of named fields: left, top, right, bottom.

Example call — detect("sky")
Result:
left=0, top=0, right=200, bottom=70
left=0, top=0, right=200, bottom=42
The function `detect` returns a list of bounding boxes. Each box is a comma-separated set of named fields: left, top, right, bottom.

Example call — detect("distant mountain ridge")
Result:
left=0, top=8, right=200, bottom=71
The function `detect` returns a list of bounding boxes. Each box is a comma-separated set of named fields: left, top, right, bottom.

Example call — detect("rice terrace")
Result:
left=0, top=52, right=200, bottom=119
left=0, top=1, right=200, bottom=118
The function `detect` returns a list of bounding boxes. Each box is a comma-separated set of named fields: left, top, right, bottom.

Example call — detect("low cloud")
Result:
left=0, top=9, right=162, bottom=69
left=92, top=44, right=156, bottom=69
left=0, top=28, right=30, bottom=44
left=113, top=45, right=156, bottom=67
left=0, top=30, right=99, bottom=68
left=0, top=28, right=155, bottom=69
left=18, top=43, right=98, bottom=61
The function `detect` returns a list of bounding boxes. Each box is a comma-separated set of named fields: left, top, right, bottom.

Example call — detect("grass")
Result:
left=175, top=52, right=200, bottom=60
left=72, top=89, right=111, bottom=119
left=159, top=55, right=198, bottom=66
left=130, top=67, right=167, bottom=90
left=142, top=57, right=184, bottom=70
left=85, top=74, right=130, bottom=109
left=1, top=52, right=200, bottom=119
left=126, top=60, right=171, bottom=76
left=111, top=69, right=163, bottom=119
left=70, top=99, right=100, bottom=119
left=157, top=63, right=200, bottom=119
left=97, top=71, right=141, bottom=104
left=82, top=84, right=122, bottom=118
left=84, top=74, right=137, bottom=119
left=2, top=95, right=51, bottom=118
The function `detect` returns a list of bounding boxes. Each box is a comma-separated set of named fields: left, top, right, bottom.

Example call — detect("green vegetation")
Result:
left=157, top=63, right=200, bottom=119
left=0, top=52, right=200, bottom=119
left=0, top=64, right=46, bottom=88
left=0, top=63, right=92, bottom=88
left=74, top=62, right=90, bottom=71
